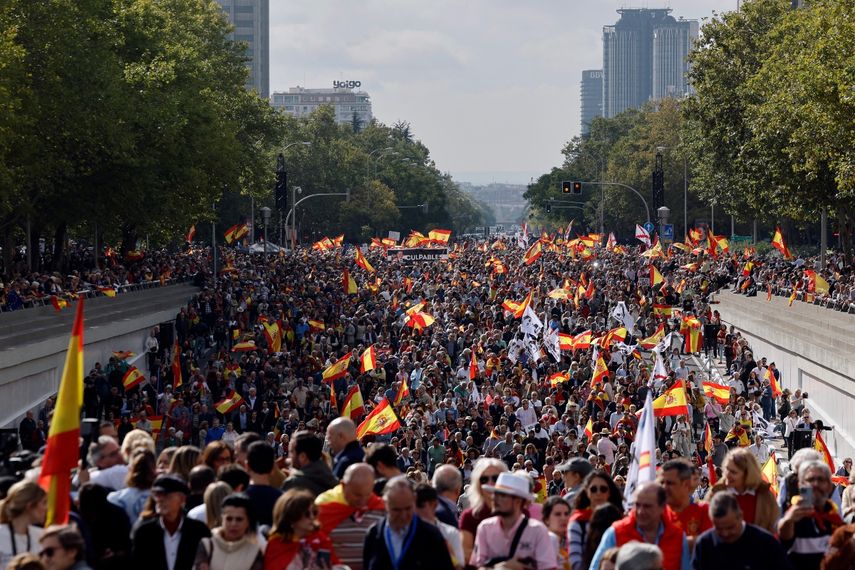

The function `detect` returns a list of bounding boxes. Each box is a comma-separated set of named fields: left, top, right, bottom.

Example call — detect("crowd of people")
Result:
left=4, top=230, right=855, bottom=570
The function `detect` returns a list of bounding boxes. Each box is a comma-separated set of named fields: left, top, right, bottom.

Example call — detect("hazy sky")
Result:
left=270, top=1, right=736, bottom=185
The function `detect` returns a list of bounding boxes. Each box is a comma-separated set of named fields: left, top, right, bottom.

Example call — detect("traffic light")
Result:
left=572, top=181, right=582, bottom=194
left=545, top=201, right=552, bottom=213
left=562, top=181, right=572, bottom=193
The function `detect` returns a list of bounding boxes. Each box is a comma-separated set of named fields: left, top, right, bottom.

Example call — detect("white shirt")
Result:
left=597, top=437, right=618, bottom=464
left=159, top=517, right=184, bottom=570
left=749, top=442, right=770, bottom=465
left=436, top=520, right=465, bottom=568
left=0, top=525, right=43, bottom=570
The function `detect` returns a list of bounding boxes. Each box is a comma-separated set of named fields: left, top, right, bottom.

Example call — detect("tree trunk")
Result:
left=51, top=222, right=67, bottom=273
left=839, top=206, right=853, bottom=268
left=29, top=226, right=42, bottom=273
left=2, top=230, right=13, bottom=278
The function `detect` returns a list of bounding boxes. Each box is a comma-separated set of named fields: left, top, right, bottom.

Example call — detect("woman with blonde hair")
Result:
left=119, top=429, right=155, bottom=463
left=459, top=457, right=508, bottom=569
left=168, top=445, right=202, bottom=481
left=188, top=482, right=233, bottom=529
left=155, top=447, right=176, bottom=475
left=0, top=481, right=47, bottom=568
left=108, top=448, right=156, bottom=523
left=708, top=447, right=780, bottom=532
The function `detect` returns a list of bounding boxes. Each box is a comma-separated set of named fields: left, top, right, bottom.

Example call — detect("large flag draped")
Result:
left=39, top=300, right=85, bottom=525
left=625, top=391, right=656, bottom=506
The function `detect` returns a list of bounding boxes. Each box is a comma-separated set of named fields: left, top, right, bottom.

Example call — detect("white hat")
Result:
left=482, top=472, right=535, bottom=501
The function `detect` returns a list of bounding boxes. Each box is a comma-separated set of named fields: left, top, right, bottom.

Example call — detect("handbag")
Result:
left=483, top=516, right=531, bottom=568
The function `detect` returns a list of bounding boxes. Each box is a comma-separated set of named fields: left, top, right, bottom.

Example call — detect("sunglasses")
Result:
left=588, top=485, right=610, bottom=494
left=480, top=474, right=500, bottom=485
left=40, top=547, right=60, bottom=558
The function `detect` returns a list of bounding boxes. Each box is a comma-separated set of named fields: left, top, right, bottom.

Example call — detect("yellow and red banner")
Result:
left=341, top=385, right=365, bottom=420
left=360, top=345, right=377, bottom=373
left=815, top=430, right=835, bottom=473
left=308, top=320, right=325, bottom=333
left=650, top=265, right=664, bottom=287
left=764, top=368, right=782, bottom=398
left=638, top=324, right=665, bottom=350
left=393, top=377, right=410, bottom=406
left=322, top=352, right=353, bottom=383
left=39, top=299, right=84, bottom=525
left=356, top=398, right=400, bottom=439
left=702, top=381, right=731, bottom=405
left=263, top=321, right=282, bottom=353
left=591, top=356, right=609, bottom=387
left=232, top=340, right=257, bottom=352
left=215, top=390, right=245, bottom=415
left=186, top=225, right=196, bottom=243
left=428, top=229, right=452, bottom=244
left=522, top=240, right=543, bottom=265
left=761, top=454, right=779, bottom=497
left=652, top=381, right=689, bottom=418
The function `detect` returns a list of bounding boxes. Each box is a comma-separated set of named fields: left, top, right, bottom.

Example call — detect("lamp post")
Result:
left=658, top=206, right=670, bottom=241
left=277, top=141, right=311, bottom=247
left=367, top=147, right=394, bottom=179
left=260, top=207, right=272, bottom=260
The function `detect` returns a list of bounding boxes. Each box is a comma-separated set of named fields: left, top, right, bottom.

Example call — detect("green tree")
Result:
left=339, top=180, right=400, bottom=238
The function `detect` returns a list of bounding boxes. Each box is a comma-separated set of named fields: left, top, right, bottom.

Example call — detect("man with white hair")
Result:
left=778, top=460, right=844, bottom=570
left=432, top=464, right=463, bottom=527
left=616, top=542, right=663, bottom=570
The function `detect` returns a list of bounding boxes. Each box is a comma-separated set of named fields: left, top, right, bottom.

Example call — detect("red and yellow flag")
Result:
left=591, top=356, right=609, bottom=387
left=343, top=268, right=358, bottom=295
left=557, top=333, right=573, bottom=351
left=761, top=454, right=779, bottom=497
left=650, top=265, right=664, bottom=287
left=356, top=398, right=400, bottom=439
left=815, top=430, right=835, bottom=473
left=393, top=377, right=410, bottom=406
left=360, top=345, right=377, bottom=373
left=583, top=417, right=593, bottom=440
left=428, top=229, right=452, bottom=244
left=548, top=372, right=570, bottom=387
left=122, top=366, right=145, bottom=390
left=215, top=390, right=245, bottom=415
left=764, top=368, right=782, bottom=398
left=171, top=340, right=182, bottom=389
left=522, top=240, right=543, bottom=265
left=652, top=381, right=689, bottom=418
left=308, top=319, right=325, bottom=333
left=51, top=296, right=69, bottom=312
left=638, top=324, right=665, bottom=350
left=771, top=227, right=792, bottom=260
left=263, top=321, right=282, bottom=353
left=469, top=350, right=478, bottom=380
left=355, top=248, right=375, bottom=273
left=232, top=340, right=257, bottom=352
left=224, top=222, right=249, bottom=245
left=39, top=300, right=84, bottom=525
left=702, top=381, right=731, bottom=405
left=341, top=385, right=365, bottom=420
left=573, top=330, right=592, bottom=351
left=185, top=225, right=196, bottom=243
left=323, top=352, right=353, bottom=383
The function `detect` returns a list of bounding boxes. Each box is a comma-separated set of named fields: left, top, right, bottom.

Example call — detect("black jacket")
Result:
left=130, top=516, right=211, bottom=570
left=363, top=516, right=454, bottom=570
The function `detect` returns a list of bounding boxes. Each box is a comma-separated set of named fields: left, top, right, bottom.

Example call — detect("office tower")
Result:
left=271, top=86, right=373, bottom=126
left=602, top=8, right=697, bottom=118
left=217, top=0, right=269, bottom=99
left=580, top=70, right=604, bottom=136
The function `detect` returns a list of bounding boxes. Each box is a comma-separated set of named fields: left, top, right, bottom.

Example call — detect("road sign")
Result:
left=643, top=222, right=655, bottom=234
left=662, top=224, right=674, bottom=240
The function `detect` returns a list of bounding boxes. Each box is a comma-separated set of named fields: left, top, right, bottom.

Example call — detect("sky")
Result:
left=270, top=1, right=737, bottom=185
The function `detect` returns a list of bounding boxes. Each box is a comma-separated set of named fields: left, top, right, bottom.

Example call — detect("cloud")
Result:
left=345, top=30, right=471, bottom=69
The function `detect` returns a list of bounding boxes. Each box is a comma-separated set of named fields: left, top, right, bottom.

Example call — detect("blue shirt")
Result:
left=590, top=521, right=691, bottom=570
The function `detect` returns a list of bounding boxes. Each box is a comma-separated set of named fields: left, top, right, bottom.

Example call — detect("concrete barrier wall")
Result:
left=716, top=292, right=855, bottom=461
left=0, top=284, right=198, bottom=427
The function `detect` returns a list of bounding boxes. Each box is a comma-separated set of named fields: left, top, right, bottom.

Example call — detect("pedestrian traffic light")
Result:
left=572, top=181, right=582, bottom=194
left=562, top=181, right=572, bottom=193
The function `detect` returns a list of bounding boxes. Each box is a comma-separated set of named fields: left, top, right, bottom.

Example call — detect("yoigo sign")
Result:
left=333, top=80, right=361, bottom=89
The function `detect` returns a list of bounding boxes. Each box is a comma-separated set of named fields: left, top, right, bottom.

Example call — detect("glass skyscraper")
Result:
left=580, top=70, right=603, bottom=136
left=216, top=0, right=269, bottom=99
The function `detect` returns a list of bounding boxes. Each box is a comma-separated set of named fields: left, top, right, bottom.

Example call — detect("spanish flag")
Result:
left=573, top=330, right=592, bottom=351
left=224, top=222, right=249, bottom=245
left=263, top=321, right=282, bottom=353
left=702, top=381, right=730, bottom=405
left=469, top=350, right=478, bottom=380
left=185, top=224, right=196, bottom=243
left=602, top=326, right=627, bottom=347
left=171, top=340, right=183, bottom=389
left=343, top=268, right=357, bottom=295
left=428, top=229, right=452, bottom=244
left=652, top=381, right=689, bottom=418
left=548, top=372, right=570, bottom=387
left=558, top=333, right=573, bottom=351
left=341, top=385, right=365, bottom=420
left=315, top=483, right=385, bottom=533
left=771, top=227, right=793, bottom=260
left=360, top=345, right=377, bottom=373
left=650, top=265, right=664, bottom=287
left=638, top=324, right=665, bottom=350
left=761, top=454, right=779, bottom=497
left=122, top=366, right=145, bottom=390
left=652, top=304, right=673, bottom=317
left=97, top=287, right=117, bottom=298
left=356, top=398, right=400, bottom=439
left=322, top=352, right=353, bottom=383
left=331, top=234, right=345, bottom=247
left=704, top=423, right=717, bottom=485
left=583, top=417, right=593, bottom=440
left=308, top=319, right=325, bottom=333
left=805, top=269, right=830, bottom=295
left=522, top=240, right=543, bottom=265
left=39, top=299, right=84, bottom=525
left=681, top=316, right=703, bottom=354
left=51, top=296, right=69, bottom=312
left=725, top=424, right=750, bottom=447
left=232, top=340, right=257, bottom=352
left=814, top=430, right=836, bottom=473
left=591, top=356, right=609, bottom=387
left=764, top=367, right=782, bottom=398
left=393, top=377, right=410, bottom=406
left=215, top=390, right=245, bottom=415
left=355, top=248, right=375, bottom=273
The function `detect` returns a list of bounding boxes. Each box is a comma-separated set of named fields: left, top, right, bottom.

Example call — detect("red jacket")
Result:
left=612, top=508, right=685, bottom=570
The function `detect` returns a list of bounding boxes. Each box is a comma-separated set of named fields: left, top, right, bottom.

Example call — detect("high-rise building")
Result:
left=580, top=70, right=604, bottom=136
left=601, top=8, right=697, bottom=118
left=271, top=86, right=373, bottom=127
left=216, top=0, right=269, bottom=99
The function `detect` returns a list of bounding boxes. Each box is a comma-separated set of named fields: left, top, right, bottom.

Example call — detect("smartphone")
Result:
left=317, top=549, right=331, bottom=568
left=799, top=485, right=813, bottom=506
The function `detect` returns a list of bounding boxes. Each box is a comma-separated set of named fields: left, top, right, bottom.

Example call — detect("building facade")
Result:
left=602, top=8, right=697, bottom=118
left=580, top=70, right=604, bottom=136
left=216, top=0, right=269, bottom=99
left=271, top=86, right=373, bottom=126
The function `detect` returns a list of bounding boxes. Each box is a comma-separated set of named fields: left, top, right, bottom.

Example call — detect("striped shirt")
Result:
left=328, top=510, right=385, bottom=570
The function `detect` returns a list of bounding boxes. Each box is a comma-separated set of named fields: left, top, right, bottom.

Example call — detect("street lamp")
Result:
left=658, top=206, right=670, bottom=241
left=657, top=145, right=688, bottom=240
left=367, top=147, right=394, bottom=178
left=260, top=207, right=272, bottom=259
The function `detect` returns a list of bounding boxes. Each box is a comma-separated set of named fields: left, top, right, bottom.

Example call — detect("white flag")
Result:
left=625, top=391, right=657, bottom=507
left=543, top=327, right=561, bottom=362
left=610, top=301, right=636, bottom=333
left=635, top=224, right=651, bottom=247
left=521, top=305, right=544, bottom=337
left=653, top=351, right=669, bottom=381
